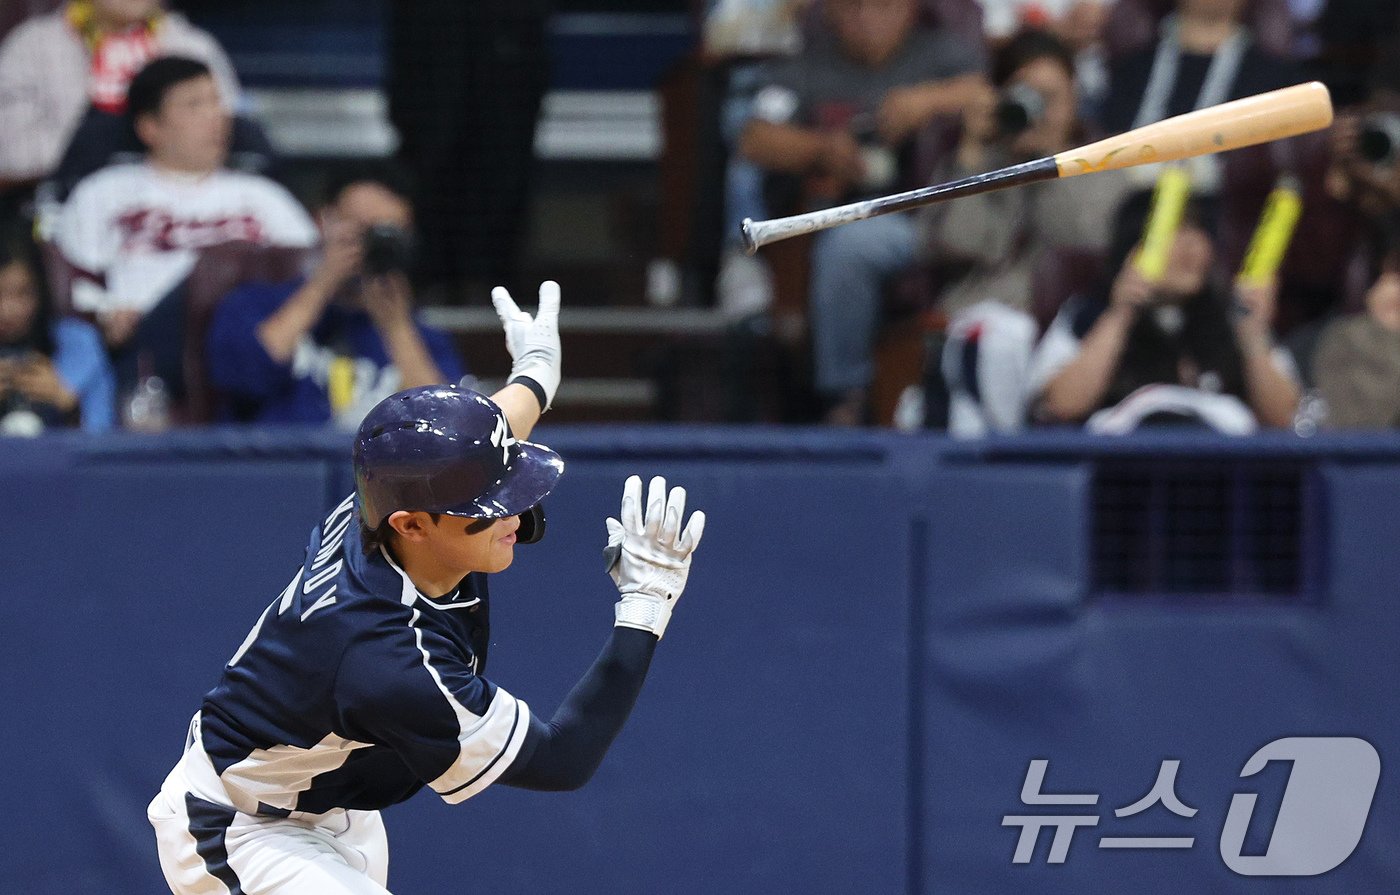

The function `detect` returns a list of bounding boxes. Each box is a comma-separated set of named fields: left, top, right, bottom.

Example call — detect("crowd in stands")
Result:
left=0, top=0, right=1399, bottom=435
left=713, top=0, right=1400, bottom=433
left=0, top=0, right=467, bottom=434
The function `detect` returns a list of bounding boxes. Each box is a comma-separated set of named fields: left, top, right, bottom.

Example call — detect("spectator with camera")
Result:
left=0, top=0, right=239, bottom=191
left=1324, top=22, right=1400, bottom=230
left=811, top=30, right=1125, bottom=429
left=739, top=0, right=985, bottom=423
left=0, top=222, right=114, bottom=435
left=928, top=29, right=1130, bottom=435
left=1027, top=189, right=1300, bottom=433
left=975, top=0, right=1116, bottom=120
left=56, top=57, right=314, bottom=352
left=205, top=165, right=466, bottom=427
left=1327, top=110, right=1400, bottom=219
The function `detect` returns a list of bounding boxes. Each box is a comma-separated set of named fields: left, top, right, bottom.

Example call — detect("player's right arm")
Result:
left=497, top=475, right=706, bottom=792
left=489, top=280, right=562, bottom=441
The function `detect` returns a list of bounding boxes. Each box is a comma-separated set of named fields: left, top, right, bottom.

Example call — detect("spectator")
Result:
left=927, top=30, right=1130, bottom=435
left=1293, top=12, right=1400, bottom=343
left=206, top=165, right=467, bottom=428
left=1324, top=90, right=1400, bottom=227
left=1312, top=224, right=1400, bottom=427
left=1100, top=0, right=1302, bottom=190
left=741, top=0, right=985, bottom=207
left=739, top=0, right=986, bottom=423
left=813, top=30, right=1125, bottom=428
left=976, top=0, right=1116, bottom=118
left=0, top=223, right=114, bottom=434
left=0, top=0, right=239, bottom=188
left=55, top=57, right=315, bottom=365
left=1028, top=189, right=1301, bottom=432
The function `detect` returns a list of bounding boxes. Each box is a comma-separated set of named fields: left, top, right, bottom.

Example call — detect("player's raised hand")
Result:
left=491, top=280, right=562, bottom=410
left=605, top=475, right=705, bottom=640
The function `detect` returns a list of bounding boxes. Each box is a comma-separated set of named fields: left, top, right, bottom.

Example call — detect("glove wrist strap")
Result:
left=509, top=363, right=559, bottom=410
left=507, top=374, right=549, bottom=413
left=615, top=595, right=671, bottom=640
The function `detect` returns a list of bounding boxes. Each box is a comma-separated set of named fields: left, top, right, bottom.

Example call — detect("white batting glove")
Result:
left=491, top=280, right=561, bottom=410
left=605, top=475, right=706, bottom=640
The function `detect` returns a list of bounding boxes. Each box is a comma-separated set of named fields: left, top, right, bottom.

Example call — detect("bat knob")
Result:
left=741, top=218, right=758, bottom=256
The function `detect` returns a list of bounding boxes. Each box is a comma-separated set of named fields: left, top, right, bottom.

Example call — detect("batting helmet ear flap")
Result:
left=517, top=504, right=547, bottom=544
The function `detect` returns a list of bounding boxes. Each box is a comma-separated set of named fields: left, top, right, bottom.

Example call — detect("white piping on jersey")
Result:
left=401, top=604, right=532, bottom=802
left=379, top=543, right=527, bottom=800
left=377, top=544, right=481, bottom=611
left=229, top=568, right=304, bottom=668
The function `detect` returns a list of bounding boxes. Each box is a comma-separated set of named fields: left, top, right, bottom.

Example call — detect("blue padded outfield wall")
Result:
left=3, top=428, right=1400, bottom=894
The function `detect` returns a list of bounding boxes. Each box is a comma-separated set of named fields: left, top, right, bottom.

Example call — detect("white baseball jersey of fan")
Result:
left=56, top=163, right=317, bottom=314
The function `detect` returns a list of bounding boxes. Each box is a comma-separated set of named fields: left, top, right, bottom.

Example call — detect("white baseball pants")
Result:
left=149, top=762, right=391, bottom=894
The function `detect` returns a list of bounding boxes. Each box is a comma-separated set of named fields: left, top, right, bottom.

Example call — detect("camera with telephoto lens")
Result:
left=361, top=224, right=417, bottom=276
left=1358, top=113, right=1400, bottom=167
left=994, top=83, right=1047, bottom=138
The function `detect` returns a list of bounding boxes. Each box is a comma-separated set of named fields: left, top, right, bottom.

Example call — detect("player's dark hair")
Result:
left=991, top=28, right=1076, bottom=88
left=320, top=161, right=417, bottom=210
left=0, top=221, right=56, bottom=358
left=360, top=513, right=442, bottom=556
left=127, top=56, right=213, bottom=123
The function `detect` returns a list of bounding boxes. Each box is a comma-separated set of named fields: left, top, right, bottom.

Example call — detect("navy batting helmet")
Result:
left=353, top=385, right=564, bottom=537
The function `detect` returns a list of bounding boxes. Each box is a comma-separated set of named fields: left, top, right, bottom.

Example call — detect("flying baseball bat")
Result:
left=741, top=80, right=1333, bottom=254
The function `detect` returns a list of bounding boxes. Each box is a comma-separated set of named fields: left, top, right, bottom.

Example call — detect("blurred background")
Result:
left=2, top=0, right=1398, bottom=434
left=5, top=0, right=1400, bottom=893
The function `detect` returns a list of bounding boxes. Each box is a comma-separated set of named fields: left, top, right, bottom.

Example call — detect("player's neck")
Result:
left=388, top=541, right=465, bottom=598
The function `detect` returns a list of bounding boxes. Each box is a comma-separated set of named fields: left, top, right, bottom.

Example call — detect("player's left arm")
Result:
left=497, top=475, right=706, bottom=792
left=490, top=280, right=561, bottom=441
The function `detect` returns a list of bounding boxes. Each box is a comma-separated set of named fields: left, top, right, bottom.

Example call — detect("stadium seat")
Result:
left=180, top=241, right=309, bottom=423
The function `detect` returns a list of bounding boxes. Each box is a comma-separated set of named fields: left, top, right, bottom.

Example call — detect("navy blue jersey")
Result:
left=192, top=494, right=531, bottom=817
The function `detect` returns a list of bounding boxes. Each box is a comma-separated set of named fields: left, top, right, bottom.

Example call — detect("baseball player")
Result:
left=146, top=282, right=706, bottom=894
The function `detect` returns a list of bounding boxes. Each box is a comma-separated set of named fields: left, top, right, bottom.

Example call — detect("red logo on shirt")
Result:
left=90, top=27, right=159, bottom=114
left=116, top=208, right=267, bottom=253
